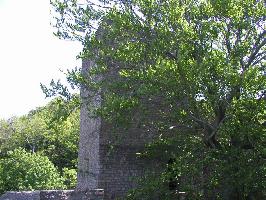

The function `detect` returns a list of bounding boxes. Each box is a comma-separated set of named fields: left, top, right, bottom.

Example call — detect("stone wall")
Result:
left=0, top=190, right=104, bottom=200
left=76, top=20, right=166, bottom=199
left=98, top=145, right=149, bottom=199
left=77, top=59, right=101, bottom=191
left=0, top=191, right=40, bottom=200
left=76, top=54, right=163, bottom=199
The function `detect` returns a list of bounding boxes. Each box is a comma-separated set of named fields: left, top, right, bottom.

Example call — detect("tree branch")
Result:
left=207, top=116, right=228, bottom=141
left=188, top=112, right=214, bottom=132
left=251, top=53, right=266, bottom=66
left=245, top=33, right=266, bottom=69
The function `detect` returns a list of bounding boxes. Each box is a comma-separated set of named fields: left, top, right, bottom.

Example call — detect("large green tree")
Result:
left=0, top=97, right=80, bottom=191
left=51, top=0, right=265, bottom=199
left=0, top=148, right=64, bottom=194
left=0, top=97, right=80, bottom=171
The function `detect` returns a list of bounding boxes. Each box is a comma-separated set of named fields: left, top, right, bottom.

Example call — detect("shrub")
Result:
left=62, top=168, right=77, bottom=189
left=0, top=148, right=64, bottom=194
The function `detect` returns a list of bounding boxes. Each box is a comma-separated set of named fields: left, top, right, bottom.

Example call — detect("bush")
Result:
left=62, top=168, right=77, bottom=189
left=0, top=148, right=64, bottom=194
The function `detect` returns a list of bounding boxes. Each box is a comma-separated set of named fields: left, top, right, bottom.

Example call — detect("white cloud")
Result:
left=0, top=0, right=82, bottom=119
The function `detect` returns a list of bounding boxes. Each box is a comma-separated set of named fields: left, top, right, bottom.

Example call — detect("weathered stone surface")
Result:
left=77, top=59, right=101, bottom=191
left=77, top=55, right=163, bottom=199
left=0, top=190, right=104, bottom=200
left=0, top=191, right=40, bottom=200
left=98, top=144, right=159, bottom=199
left=39, top=190, right=72, bottom=200
left=69, top=189, right=104, bottom=200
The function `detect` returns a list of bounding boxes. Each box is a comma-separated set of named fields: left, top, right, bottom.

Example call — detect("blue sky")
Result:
left=0, top=0, right=82, bottom=119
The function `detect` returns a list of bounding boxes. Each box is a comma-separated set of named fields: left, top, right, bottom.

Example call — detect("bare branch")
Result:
left=245, top=30, right=266, bottom=68
left=84, top=0, right=113, bottom=9
left=251, top=51, right=266, bottom=66
left=245, top=38, right=266, bottom=68
left=188, top=112, right=214, bottom=132
left=207, top=116, right=228, bottom=141
left=223, top=26, right=232, bottom=55
left=234, top=27, right=242, bottom=48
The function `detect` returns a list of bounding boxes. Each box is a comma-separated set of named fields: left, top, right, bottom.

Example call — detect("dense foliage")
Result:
left=49, top=0, right=265, bottom=199
left=0, top=148, right=64, bottom=194
left=0, top=97, right=79, bottom=194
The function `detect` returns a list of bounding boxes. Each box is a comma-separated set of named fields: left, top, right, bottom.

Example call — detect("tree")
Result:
left=0, top=97, right=80, bottom=171
left=0, top=148, right=64, bottom=194
left=0, top=97, right=80, bottom=191
left=36, top=96, right=80, bottom=170
left=50, top=0, right=265, bottom=199
left=0, top=118, right=16, bottom=154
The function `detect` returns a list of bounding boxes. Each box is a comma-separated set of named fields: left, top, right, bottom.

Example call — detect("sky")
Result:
left=0, top=0, right=82, bottom=119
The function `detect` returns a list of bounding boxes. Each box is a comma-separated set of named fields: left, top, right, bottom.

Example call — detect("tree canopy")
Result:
left=50, top=0, right=265, bottom=199
left=0, top=148, right=64, bottom=194
left=0, top=97, right=80, bottom=194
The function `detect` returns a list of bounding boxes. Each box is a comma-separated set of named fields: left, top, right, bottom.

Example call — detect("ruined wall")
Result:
left=0, top=190, right=104, bottom=200
left=75, top=18, right=167, bottom=198
left=76, top=55, right=163, bottom=199
left=98, top=123, right=157, bottom=199
left=97, top=144, right=150, bottom=199
left=77, top=59, right=101, bottom=191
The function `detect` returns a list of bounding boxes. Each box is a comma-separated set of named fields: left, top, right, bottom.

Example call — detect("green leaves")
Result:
left=0, top=148, right=64, bottom=194
left=50, top=0, right=266, bottom=198
left=0, top=97, right=80, bottom=194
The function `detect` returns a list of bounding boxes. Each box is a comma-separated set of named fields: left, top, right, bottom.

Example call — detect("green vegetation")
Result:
left=0, top=148, right=64, bottom=194
left=1, top=0, right=265, bottom=199
left=50, top=0, right=265, bottom=199
left=0, top=97, right=79, bottom=194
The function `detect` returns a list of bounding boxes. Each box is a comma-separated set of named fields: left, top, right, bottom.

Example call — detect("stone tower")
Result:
left=76, top=56, right=161, bottom=199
